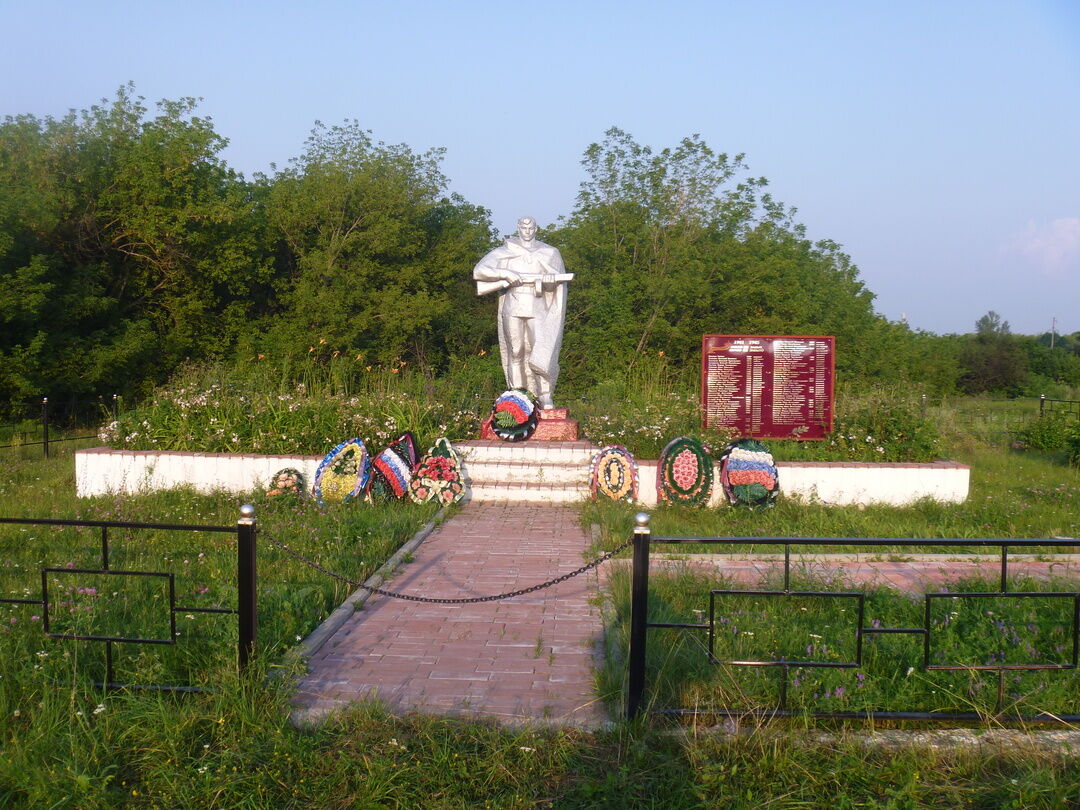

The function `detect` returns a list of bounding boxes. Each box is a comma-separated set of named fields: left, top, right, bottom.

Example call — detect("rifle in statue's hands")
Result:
left=476, top=273, right=574, bottom=296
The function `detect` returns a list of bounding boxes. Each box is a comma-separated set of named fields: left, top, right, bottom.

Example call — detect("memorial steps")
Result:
left=454, top=440, right=598, bottom=504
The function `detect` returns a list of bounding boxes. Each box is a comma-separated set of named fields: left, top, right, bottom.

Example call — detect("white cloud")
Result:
left=1006, top=218, right=1080, bottom=278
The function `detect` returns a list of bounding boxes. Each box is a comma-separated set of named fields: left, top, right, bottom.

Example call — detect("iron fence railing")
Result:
left=626, top=513, right=1080, bottom=725
left=0, top=505, right=256, bottom=692
left=0, top=395, right=120, bottom=457
left=1041, top=396, right=1080, bottom=420
left=917, top=394, right=1080, bottom=432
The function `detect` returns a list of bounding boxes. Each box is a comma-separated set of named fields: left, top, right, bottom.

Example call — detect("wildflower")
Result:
left=519, top=746, right=535, bottom=753
left=319, top=338, right=327, bottom=345
left=93, top=704, right=105, bottom=715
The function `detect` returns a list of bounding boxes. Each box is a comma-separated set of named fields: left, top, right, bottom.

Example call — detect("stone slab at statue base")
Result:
left=480, top=408, right=579, bottom=441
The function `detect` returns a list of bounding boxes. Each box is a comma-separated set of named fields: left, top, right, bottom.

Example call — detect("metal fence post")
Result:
left=41, top=397, right=50, bottom=458
left=237, top=503, right=257, bottom=674
left=920, top=393, right=927, bottom=419
left=627, top=511, right=652, bottom=720
left=1040, top=394, right=1046, bottom=417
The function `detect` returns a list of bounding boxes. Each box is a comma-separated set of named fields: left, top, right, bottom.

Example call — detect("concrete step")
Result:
left=454, top=440, right=599, bottom=502
left=454, top=439, right=598, bottom=465
left=460, top=458, right=590, bottom=486
left=464, top=480, right=593, bottom=504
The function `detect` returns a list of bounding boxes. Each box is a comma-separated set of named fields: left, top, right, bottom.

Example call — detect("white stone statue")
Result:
left=473, top=216, right=573, bottom=409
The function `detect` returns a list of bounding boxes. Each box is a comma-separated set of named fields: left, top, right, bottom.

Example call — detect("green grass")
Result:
left=3, top=428, right=1080, bottom=806
left=600, top=564, right=1080, bottom=722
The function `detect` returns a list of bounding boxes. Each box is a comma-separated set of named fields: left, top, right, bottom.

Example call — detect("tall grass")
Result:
left=102, top=357, right=954, bottom=462
left=3, top=409, right=1080, bottom=806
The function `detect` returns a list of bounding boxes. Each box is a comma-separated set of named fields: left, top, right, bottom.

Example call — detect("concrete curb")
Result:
left=670, top=726, right=1080, bottom=755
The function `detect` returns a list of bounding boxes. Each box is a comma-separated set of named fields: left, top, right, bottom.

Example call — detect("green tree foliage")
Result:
left=958, top=311, right=1029, bottom=395
left=5, top=86, right=1075, bottom=412
left=0, top=85, right=264, bottom=410
left=257, top=122, right=495, bottom=369
left=547, top=128, right=921, bottom=392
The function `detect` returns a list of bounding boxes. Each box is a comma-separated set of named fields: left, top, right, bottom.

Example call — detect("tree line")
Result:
left=2, top=86, right=1077, bottom=414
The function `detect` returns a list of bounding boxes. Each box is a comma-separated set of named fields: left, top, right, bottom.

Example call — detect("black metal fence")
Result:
left=0, top=505, right=257, bottom=691
left=918, top=395, right=1080, bottom=434
left=0, top=395, right=119, bottom=457
left=626, top=513, right=1080, bottom=724
left=1041, top=395, right=1080, bottom=420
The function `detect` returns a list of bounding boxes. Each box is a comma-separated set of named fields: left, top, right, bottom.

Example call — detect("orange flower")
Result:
left=257, top=353, right=265, bottom=360
left=319, top=337, right=327, bottom=345
left=391, top=367, right=400, bottom=374
left=308, top=346, right=315, bottom=353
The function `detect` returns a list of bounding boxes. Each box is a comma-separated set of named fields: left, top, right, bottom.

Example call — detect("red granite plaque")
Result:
left=702, top=335, right=835, bottom=440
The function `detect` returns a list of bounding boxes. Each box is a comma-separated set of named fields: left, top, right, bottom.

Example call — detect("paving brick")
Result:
left=293, top=503, right=607, bottom=727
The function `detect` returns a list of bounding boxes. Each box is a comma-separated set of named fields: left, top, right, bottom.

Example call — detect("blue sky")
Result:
left=3, top=0, right=1077, bottom=336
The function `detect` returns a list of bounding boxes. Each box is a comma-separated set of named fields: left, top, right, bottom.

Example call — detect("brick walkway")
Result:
left=291, top=503, right=606, bottom=727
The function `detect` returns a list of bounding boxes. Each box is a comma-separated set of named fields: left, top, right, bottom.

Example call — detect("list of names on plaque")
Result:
left=701, top=335, right=835, bottom=440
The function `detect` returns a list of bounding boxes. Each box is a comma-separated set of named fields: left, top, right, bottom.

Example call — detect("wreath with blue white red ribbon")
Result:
left=490, top=388, right=540, bottom=442
left=719, top=437, right=779, bottom=508
left=368, top=432, right=419, bottom=501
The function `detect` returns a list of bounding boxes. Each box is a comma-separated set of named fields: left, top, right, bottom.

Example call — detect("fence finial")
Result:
left=634, top=512, right=650, bottom=533
left=239, top=504, right=255, bottom=523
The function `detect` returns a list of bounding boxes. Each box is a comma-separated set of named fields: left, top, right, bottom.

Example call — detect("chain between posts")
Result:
left=262, top=531, right=632, bottom=604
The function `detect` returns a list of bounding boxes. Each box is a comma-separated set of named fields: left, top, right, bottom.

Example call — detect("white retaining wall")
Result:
left=75, top=447, right=322, bottom=497
left=637, top=460, right=969, bottom=507
left=75, top=447, right=970, bottom=507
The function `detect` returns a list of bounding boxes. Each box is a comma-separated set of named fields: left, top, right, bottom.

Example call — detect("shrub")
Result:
left=1067, top=421, right=1080, bottom=466
left=1010, top=412, right=1074, bottom=452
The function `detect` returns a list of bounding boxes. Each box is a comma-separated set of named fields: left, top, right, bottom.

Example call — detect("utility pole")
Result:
left=1051, top=316, right=1056, bottom=350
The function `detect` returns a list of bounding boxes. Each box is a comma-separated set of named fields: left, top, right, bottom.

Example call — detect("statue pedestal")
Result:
left=480, top=408, right=580, bottom=442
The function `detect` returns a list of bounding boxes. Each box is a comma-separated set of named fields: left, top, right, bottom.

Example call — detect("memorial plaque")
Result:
left=702, top=335, right=835, bottom=440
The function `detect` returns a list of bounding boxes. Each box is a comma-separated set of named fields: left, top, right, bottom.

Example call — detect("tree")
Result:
left=548, top=128, right=884, bottom=391
left=975, top=310, right=1010, bottom=337
left=958, top=311, right=1028, bottom=394
left=0, top=85, right=266, bottom=409
left=258, top=122, right=495, bottom=367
